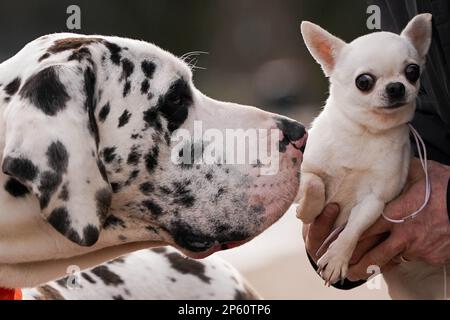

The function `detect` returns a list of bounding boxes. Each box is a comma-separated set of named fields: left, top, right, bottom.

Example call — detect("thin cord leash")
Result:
left=381, top=124, right=431, bottom=223
left=381, top=123, right=447, bottom=300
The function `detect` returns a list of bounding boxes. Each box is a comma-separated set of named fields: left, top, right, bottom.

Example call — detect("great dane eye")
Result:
left=355, top=73, right=375, bottom=92
left=405, top=64, right=420, bottom=83
left=171, top=97, right=182, bottom=105
left=167, top=80, right=193, bottom=107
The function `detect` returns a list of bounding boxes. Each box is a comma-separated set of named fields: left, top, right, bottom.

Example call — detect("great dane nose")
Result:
left=276, top=117, right=306, bottom=152
left=386, top=82, right=405, bottom=100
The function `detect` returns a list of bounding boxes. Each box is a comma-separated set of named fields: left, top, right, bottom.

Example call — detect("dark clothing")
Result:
left=309, top=0, right=450, bottom=290
left=377, top=0, right=450, bottom=165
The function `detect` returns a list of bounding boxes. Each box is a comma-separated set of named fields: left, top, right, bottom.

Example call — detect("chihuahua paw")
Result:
left=316, top=247, right=351, bottom=286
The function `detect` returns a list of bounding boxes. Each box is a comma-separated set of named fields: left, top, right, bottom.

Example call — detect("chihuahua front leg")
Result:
left=317, top=194, right=384, bottom=285
left=296, top=171, right=325, bottom=224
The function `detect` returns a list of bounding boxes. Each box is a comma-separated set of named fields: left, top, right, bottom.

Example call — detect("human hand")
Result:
left=347, top=158, right=450, bottom=281
left=302, top=203, right=340, bottom=264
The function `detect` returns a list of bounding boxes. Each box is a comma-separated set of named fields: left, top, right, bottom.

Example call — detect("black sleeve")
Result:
left=368, top=0, right=450, bottom=164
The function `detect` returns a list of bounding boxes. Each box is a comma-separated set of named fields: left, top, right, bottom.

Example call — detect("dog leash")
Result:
left=381, top=123, right=447, bottom=300
left=381, top=124, right=431, bottom=223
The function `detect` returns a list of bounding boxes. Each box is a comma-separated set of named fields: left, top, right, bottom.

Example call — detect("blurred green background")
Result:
left=0, top=0, right=367, bottom=122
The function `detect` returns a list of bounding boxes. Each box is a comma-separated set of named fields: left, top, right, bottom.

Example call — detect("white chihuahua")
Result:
left=297, top=14, right=433, bottom=290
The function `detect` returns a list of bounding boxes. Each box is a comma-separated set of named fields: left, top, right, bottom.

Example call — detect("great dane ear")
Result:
left=1, top=65, right=112, bottom=246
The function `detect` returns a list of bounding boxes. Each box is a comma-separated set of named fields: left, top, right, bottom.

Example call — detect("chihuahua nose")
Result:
left=386, top=82, right=405, bottom=100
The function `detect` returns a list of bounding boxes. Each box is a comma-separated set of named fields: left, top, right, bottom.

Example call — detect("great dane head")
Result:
left=0, top=34, right=306, bottom=287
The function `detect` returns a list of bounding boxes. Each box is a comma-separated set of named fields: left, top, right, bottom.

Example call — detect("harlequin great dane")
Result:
left=0, top=33, right=305, bottom=299
left=23, top=247, right=259, bottom=300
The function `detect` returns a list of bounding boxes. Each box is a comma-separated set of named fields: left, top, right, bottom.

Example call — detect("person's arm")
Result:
left=303, top=159, right=450, bottom=286
left=347, top=159, right=450, bottom=281
left=302, top=204, right=367, bottom=289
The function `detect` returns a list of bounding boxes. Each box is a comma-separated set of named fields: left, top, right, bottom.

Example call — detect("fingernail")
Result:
left=324, top=203, right=339, bottom=215
left=347, top=274, right=357, bottom=282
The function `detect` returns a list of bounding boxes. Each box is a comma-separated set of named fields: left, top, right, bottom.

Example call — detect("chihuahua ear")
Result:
left=301, top=21, right=346, bottom=77
left=401, top=13, right=432, bottom=59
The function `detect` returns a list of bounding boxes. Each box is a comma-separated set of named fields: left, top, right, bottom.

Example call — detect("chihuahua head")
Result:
left=301, top=14, right=432, bottom=132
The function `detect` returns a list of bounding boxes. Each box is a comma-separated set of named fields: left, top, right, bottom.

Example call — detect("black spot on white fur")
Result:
left=20, top=66, right=69, bottom=116
left=2, top=157, right=39, bottom=181
left=4, top=178, right=29, bottom=197
left=58, top=183, right=69, bottom=201
left=68, top=47, right=91, bottom=62
left=165, top=252, right=211, bottom=284
left=157, top=78, right=192, bottom=132
left=141, top=60, right=156, bottom=78
left=95, top=187, right=112, bottom=222
left=46, top=141, right=68, bottom=173
left=103, top=215, right=126, bottom=229
left=38, top=53, right=51, bottom=62
left=172, top=180, right=196, bottom=208
left=170, top=222, right=215, bottom=253
left=38, top=171, right=61, bottom=209
left=98, top=102, right=110, bottom=122
left=121, top=58, right=134, bottom=80
left=97, top=158, right=108, bottom=182
left=141, top=79, right=149, bottom=94
left=125, top=169, right=139, bottom=185
left=142, top=199, right=163, bottom=216
left=103, top=41, right=122, bottom=65
left=81, top=272, right=96, bottom=284
left=110, top=182, right=121, bottom=193
left=84, top=67, right=99, bottom=146
left=91, top=265, right=124, bottom=286
left=47, top=206, right=100, bottom=246
left=126, top=145, right=141, bottom=166
left=144, top=145, right=159, bottom=173
left=139, top=182, right=154, bottom=195
left=122, top=81, right=130, bottom=97
left=118, top=110, right=131, bottom=127
left=38, top=141, right=69, bottom=209
left=143, top=108, right=163, bottom=132
left=102, top=147, right=117, bottom=163
left=4, top=77, right=21, bottom=95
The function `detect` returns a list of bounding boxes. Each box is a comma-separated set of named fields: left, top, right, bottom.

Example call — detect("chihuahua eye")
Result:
left=355, top=74, right=375, bottom=92
left=405, top=64, right=420, bottom=83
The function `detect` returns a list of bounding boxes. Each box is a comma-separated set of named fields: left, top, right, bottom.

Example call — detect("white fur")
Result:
left=297, top=14, right=447, bottom=298
left=22, top=247, right=259, bottom=300
left=0, top=33, right=305, bottom=289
